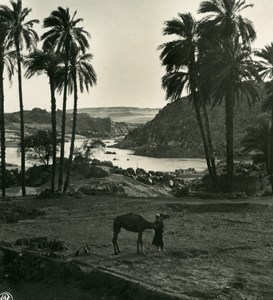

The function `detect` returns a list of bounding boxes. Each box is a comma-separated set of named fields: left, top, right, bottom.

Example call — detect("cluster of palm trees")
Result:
left=0, top=1, right=96, bottom=198
left=159, top=0, right=273, bottom=193
left=2, top=0, right=273, bottom=197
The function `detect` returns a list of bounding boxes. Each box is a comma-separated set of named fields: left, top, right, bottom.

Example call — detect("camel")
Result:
left=112, top=213, right=170, bottom=255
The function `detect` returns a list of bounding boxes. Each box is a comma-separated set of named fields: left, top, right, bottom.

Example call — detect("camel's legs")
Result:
left=112, top=231, right=121, bottom=255
left=137, top=232, right=145, bottom=255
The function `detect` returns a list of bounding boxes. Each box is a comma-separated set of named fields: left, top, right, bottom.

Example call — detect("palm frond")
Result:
left=162, top=71, right=189, bottom=101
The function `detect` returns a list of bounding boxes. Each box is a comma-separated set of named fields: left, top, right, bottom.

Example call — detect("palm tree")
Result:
left=62, top=49, right=97, bottom=192
left=0, top=23, right=14, bottom=198
left=158, top=13, right=218, bottom=187
left=0, top=0, right=39, bottom=196
left=208, top=40, right=260, bottom=190
left=41, top=7, right=90, bottom=192
left=255, top=44, right=273, bottom=192
left=198, top=0, right=257, bottom=191
left=24, top=47, right=62, bottom=192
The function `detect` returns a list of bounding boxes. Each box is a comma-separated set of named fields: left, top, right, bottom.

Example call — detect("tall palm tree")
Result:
left=0, top=23, right=14, bottom=198
left=41, top=7, right=90, bottom=192
left=255, top=43, right=273, bottom=192
left=158, top=13, right=218, bottom=187
left=0, top=0, right=39, bottom=196
left=62, top=50, right=97, bottom=192
left=24, top=47, right=62, bottom=192
left=208, top=40, right=260, bottom=190
left=198, top=0, right=257, bottom=191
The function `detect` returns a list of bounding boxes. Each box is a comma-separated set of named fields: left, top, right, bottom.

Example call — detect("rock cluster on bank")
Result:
left=71, top=158, right=194, bottom=197
left=2, top=157, right=271, bottom=199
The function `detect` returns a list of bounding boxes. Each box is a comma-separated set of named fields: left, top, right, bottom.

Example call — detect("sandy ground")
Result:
left=0, top=194, right=272, bottom=299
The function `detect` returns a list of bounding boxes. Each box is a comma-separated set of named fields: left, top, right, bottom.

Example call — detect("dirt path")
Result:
left=0, top=195, right=273, bottom=299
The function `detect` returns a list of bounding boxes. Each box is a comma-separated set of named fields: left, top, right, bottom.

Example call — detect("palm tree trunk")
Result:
left=225, top=92, right=234, bottom=192
left=193, top=101, right=213, bottom=180
left=58, top=58, right=69, bottom=192
left=0, top=63, right=6, bottom=198
left=63, top=70, right=77, bottom=193
left=49, top=76, right=57, bottom=193
left=189, top=60, right=214, bottom=185
left=269, top=109, right=273, bottom=194
left=201, top=102, right=218, bottom=190
left=16, top=44, right=26, bottom=196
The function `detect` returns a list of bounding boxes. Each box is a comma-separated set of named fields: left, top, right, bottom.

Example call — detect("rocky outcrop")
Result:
left=112, top=166, right=195, bottom=197
left=66, top=114, right=130, bottom=137
left=0, top=165, right=51, bottom=189
left=119, top=98, right=261, bottom=158
left=89, top=166, right=111, bottom=178
left=25, top=165, right=52, bottom=187
left=5, top=108, right=132, bottom=139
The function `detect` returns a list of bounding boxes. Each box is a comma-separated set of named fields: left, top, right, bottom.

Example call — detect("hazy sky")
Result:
left=2, top=0, right=273, bottom=112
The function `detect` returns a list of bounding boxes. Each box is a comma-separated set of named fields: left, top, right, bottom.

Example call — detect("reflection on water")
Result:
left=5, top=139, right=207, bottom=172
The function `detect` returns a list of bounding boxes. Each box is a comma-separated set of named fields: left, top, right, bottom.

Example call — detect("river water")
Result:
left=5, top=139, right=207, bottom=172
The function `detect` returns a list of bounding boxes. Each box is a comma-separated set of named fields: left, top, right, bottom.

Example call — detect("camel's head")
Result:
left=158, top=213, right=170, bottom=221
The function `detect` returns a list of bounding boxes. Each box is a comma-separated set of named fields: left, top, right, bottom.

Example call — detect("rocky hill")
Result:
left=119, top=98, right=262, bottom=158
left=5, top=108, right=130, bottom=139
left=72, top=107, right=160, bottom=124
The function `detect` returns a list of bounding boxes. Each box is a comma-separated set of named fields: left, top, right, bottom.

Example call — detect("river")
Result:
left=5, top=139, right=207, bottom=172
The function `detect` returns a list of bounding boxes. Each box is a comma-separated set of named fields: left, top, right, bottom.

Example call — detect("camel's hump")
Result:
left=116, top=213, right=144, bottom=220
left=114, top=213, right=151, bottom=232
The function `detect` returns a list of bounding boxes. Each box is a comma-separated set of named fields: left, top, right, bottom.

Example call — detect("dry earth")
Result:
left=0, top=194, right=272, bottom=299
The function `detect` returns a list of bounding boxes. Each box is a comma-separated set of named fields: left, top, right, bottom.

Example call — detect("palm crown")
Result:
left=0, top=0, right=39, bottom=51
left=159, top=13, right=200, bottom=101
left=41, top=7, right=90, bottom=55
left=198, top=0, right=256, bottom=44
left=24, top=49, right=62, bottom=80
left=208, top=40, right=260, bottom=106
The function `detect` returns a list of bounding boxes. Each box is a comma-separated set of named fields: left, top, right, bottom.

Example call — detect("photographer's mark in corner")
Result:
left=0, top=292, right=13, bottom=300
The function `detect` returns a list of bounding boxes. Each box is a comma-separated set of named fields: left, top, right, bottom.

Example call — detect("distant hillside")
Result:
left=5, top=108, right=130, bottom=140
left=119, top=98, right=262, bottom=158
left=71, top=107, right=160, bottom=124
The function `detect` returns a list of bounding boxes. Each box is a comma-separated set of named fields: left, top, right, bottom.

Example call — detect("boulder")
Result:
left=114, top=167, right=126, bottom=175
left=172, top=185, right=189, bottom=197
left=151, top=176, right=160, bottom=183
left=105, top=151, right=117, bottom=155
left=91, top=159, right=113, bottom=168
left=25, top=165, right=51, bottom=187
left=89, top=165, right=111, bottom=178
left=126, top=168, right=136, bottom=176
left=155, top=171, right=164, bottom=177
left=136, top=168, right=146, bottom=175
